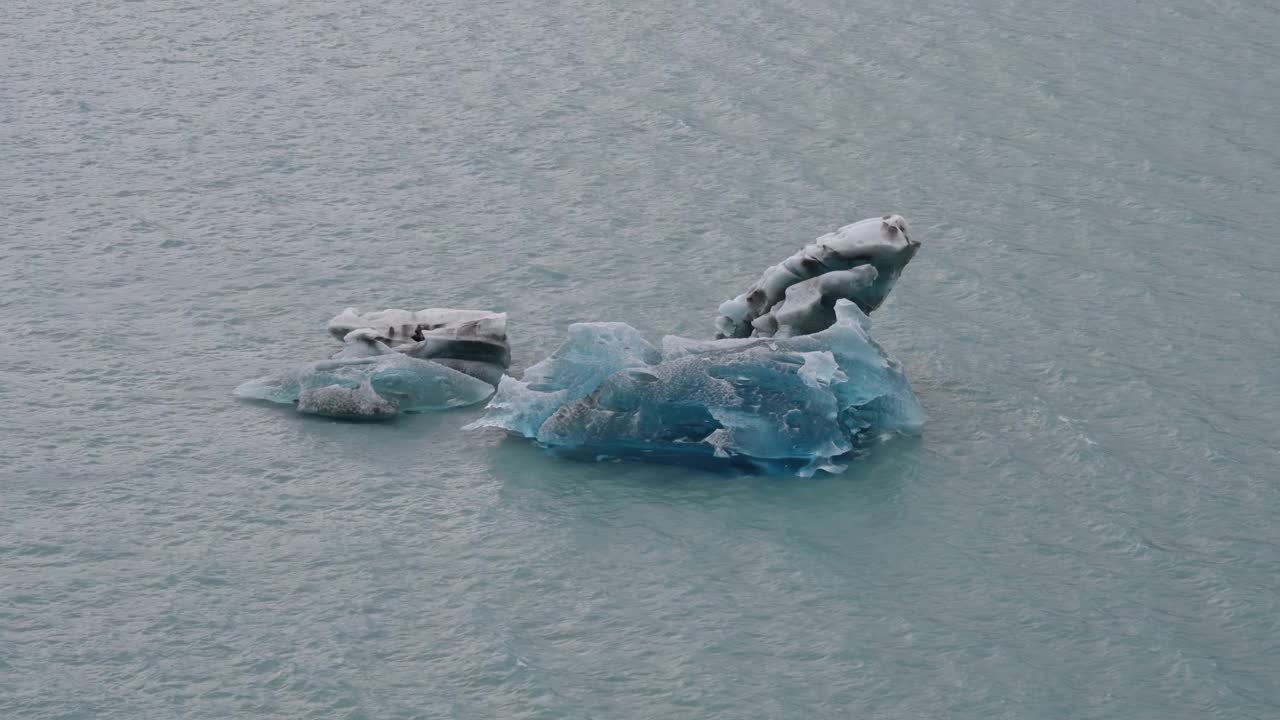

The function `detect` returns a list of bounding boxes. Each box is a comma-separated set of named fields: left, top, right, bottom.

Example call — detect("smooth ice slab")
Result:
left=467, top=301, right=923, bottom=476
left=716, top=215, right=920, bottom=339
left=236, top=329, right=495, bottom=419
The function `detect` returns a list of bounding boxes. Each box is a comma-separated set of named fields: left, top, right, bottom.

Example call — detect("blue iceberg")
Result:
left=468, top=214, right=924, bottom=475
left=236, top=328, right=497, bottom=419
left=466, top=302, right=923, bottom=476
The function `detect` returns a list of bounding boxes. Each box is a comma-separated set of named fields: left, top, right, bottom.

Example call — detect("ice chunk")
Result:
left=235, top=330, right=495, bottom=419
left=466, top=322, right=660, bottom=438
left=326, top=307, right=510, bottom=386
left=716, top=214, right=920, bottom=339
left=467, top=301, right=923, bottom=476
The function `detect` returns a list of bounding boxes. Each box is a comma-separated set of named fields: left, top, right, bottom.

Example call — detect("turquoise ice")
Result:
left=467, top=302, right=923, bottom=476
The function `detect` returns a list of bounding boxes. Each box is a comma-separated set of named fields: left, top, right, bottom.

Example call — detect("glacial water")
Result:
left=2, top=0, right=1278, bottom=717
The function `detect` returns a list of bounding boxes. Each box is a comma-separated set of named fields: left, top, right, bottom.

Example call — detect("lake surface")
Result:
left=3, top=0, right=1278, bottom=717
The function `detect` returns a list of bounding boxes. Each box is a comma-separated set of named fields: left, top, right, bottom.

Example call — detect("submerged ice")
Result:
left=235, top=330, right=496, bottom=418
left=467, top=302, right=923, bottom=476
left=236, top=308, right=510, bottom=419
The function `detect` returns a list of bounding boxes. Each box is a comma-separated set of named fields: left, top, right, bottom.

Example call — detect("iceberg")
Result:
left=468, top=214, right=924, bottom=475
left=467, top=301, right=923, bottom=476
left=236, top=309, right=509, bottom=419
left=237, top=214, right=923, bottom=459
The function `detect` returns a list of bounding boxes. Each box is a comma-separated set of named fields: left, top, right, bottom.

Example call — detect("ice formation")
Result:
left=238, top=214, right=923, bottom=464
left=716, top=214, right=919, bottom=339
left=467, top=214, right=924, bottom=475
left=235, top=309, right=509, bottom=419
left=467, top=302, right=923, bottom=476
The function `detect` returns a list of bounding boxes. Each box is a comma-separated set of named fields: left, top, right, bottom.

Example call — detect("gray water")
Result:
left=3, top=0, right=1279, bottom=717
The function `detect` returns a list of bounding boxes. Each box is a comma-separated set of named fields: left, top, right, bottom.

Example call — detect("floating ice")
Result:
left=467, top=301, right=923, bottom=476
left=239, top=215, right=923, bottom=457
left=235, top=312, right=505, bottom=419
left=467, top=214, right=923, bottom=475
left=715, top=214, right=919, bottom=339
left=327, top=307, right=511, bottom=386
